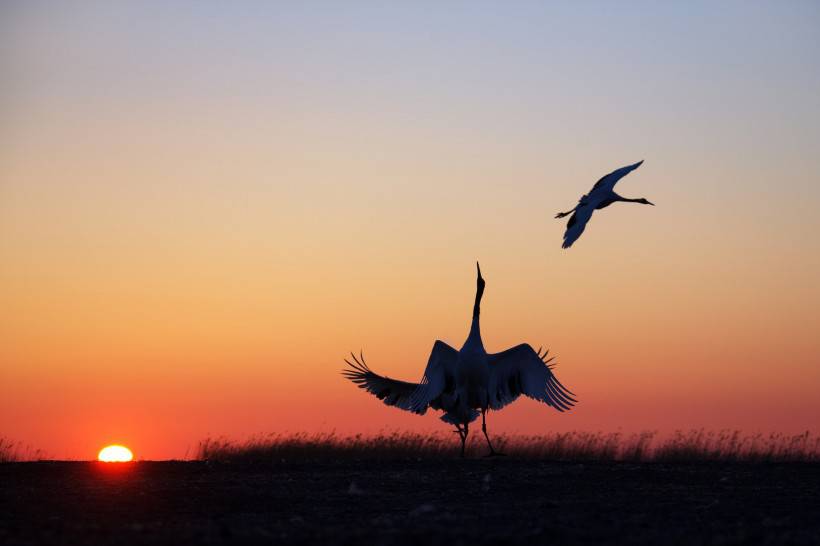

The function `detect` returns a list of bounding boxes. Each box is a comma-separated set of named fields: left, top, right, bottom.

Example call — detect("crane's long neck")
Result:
left=614, top=193, right=650, bottom=204
left=473, top=277, right=484, bottom=320
left=466, top=263, right=486, bottom=350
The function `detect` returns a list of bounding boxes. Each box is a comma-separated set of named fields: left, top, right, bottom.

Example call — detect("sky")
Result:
left=1, top=1, right=819, bottom=460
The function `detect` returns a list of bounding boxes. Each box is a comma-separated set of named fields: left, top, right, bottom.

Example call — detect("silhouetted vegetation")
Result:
left=197, top=429, right=820, bottom=463
left=651, top=430, right=819, bottom=463
left=0, top=438, right=13, bottom=463
left=0, top=437, right=44, bottom=462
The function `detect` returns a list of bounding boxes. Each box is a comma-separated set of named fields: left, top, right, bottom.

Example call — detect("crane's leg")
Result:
left=481, top=409, right=505, bottom=457
left=453, top=424, right=467, bottom=457
left=460, top=422, right=469, bottom=458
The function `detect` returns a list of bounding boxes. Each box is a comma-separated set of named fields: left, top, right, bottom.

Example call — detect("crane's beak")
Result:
left=476, top=261, right=484, bottom=282
left=648, top=200, right=655, bottom=206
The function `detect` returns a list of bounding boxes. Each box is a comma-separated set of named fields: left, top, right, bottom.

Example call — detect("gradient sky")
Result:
left=2, top=1, right=819, bottom=460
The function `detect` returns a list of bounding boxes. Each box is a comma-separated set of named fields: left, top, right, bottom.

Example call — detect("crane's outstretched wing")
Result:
left=487, top=344, right=576, bottom=411
left=409, top=340, right=459, bottom=413
left=562, top=203, right=594, bottom=248
left=342, top=352, right=422, bottom=413
left=590, top=160, right=643, bottom=193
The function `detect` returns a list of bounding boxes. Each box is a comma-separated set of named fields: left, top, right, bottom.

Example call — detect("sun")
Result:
left=98, top=445, right=134, bottom=462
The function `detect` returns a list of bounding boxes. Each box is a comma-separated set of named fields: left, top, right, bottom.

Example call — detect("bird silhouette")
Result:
left=556, top=160, right=653, bottom=248
left=342, top=263, right=576, bottom=457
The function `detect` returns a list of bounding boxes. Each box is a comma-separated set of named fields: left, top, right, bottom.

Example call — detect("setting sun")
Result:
left=98, top=445, right=134, bottom=462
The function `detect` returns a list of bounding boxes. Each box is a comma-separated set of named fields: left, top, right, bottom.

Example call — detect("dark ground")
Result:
left=1, top=460, right=819, bottom=545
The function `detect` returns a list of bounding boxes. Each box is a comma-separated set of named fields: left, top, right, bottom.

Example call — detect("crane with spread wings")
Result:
left=556, top=160, right=653, bottom=248
left=343, top=263, right=576, bottom=457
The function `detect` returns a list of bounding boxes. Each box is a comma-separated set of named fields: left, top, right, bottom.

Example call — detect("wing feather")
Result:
left=562, top=205, right=593, bottom=248
left=488, top=344, right=576, bottom=412
left=409, top=340, right=459, bottom=413
left=341, top=352, right=422, bottom=413
left=590, top=160, right=643, bottom=193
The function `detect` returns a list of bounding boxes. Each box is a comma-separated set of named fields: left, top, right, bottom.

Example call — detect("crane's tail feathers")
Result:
left=440, top=410, right=479, bottom=425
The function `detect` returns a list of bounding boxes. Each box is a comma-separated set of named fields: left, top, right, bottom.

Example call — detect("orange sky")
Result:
left=1, top=3, right=819, bottom=459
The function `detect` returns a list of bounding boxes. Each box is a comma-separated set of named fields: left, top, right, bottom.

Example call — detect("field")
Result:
left=2, top=459, right=819, bottom=545
left=2, top=432, right=820, bottom=545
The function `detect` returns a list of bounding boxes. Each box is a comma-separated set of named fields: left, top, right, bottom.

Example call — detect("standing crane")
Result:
left=343, top=263, right=575, bottom=457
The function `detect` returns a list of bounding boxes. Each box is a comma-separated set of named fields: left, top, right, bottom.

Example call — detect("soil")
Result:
left=1, top=460, right=819, bottom=545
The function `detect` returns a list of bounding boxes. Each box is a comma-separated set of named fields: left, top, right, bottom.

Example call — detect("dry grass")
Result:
left=197, top=429, right=820, bottom=464
left=0, top=437, right=45, bottom=463
left=652, top=430, right=820, bottom=463
left=198, top=431, right=458, bottom=463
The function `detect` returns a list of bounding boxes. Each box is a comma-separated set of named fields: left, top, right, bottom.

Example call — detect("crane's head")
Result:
left=473, top=262, right=485, bottom=318
left=637, top=198, right=655, bottom=206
